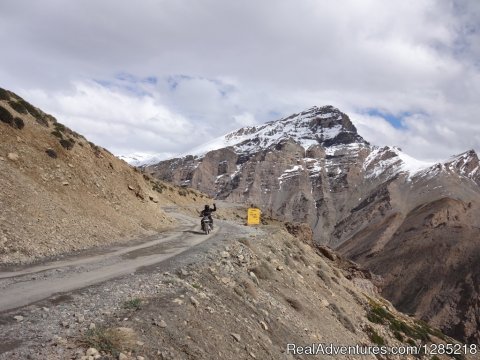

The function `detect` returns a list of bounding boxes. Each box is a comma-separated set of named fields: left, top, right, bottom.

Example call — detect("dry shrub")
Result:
left=0, top=88, right=10, bottom=100
left=13, top=117, right=24, bottom=129
left=267, top=244, right=277, bottom=254
left=344, top=287, right=365, bottom=306
left=316, top=258, right=328, bottom=270
left=0, top=105, right=13, bottom=125
left=293, top=253, right=310, bottom=266
left=51, top=130, right=63, bottom=138
left=316, top=245, right=337, bottom=261
left=242, top=279, right=258, bottom=299
left=285, top=222, right=313, bottom=244
left=332, top=268, right=342, bottom=278
left=250, top=261, right=275, bottom=280
left=59, top=138, right=75, bottom=150
left=45, top=148, right=57, bottom=159
left=328, top=303, right=356, bottom=333
left=233, top=286, right=244, bottom=297
left=18, top=99, right=42, bottom=118
left=238, top=237, right=252, bottom=249
left=178, top=188, right=188, bottom=196
left=317, top=269, right=333, bottom=287
left=82, top=326, right=137, bottom=356
left=8, top=100, right=28, bottom=114
left=300, top=255, right=310, bottom=266
left=285, top=297, right=303, bottom=312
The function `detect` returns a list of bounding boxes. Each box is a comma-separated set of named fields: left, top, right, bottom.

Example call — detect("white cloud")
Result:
left=233, top=113, right=256, bottom=127
left=23, top=82, right=198, bottom=156
left=0, top=0, right=479, bottom=161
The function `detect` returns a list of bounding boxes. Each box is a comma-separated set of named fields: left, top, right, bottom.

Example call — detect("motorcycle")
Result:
left=200, top=216, right=213, bottom=235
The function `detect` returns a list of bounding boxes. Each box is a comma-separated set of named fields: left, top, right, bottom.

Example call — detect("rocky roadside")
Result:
left=0, top=222, right=472, bottom=360
left=0, top=219, right=255, bottom=360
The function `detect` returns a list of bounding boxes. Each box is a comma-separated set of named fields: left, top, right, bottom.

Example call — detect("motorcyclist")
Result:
left=200, top=203, right=216, bottom=229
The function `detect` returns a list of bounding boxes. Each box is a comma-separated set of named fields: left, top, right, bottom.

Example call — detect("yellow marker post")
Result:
left=247, top=208, right=261, bottom=225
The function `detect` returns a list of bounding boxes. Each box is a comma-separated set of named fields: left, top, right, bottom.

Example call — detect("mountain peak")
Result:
left=301, top=104, right=340, bottom=114
left=449, top=149, right=478, bottom=161
left=186, top=106, right=367, bottom=158
left=443, top=149, right=479, bottom=179
left=363, top=146, right=434, bottom=180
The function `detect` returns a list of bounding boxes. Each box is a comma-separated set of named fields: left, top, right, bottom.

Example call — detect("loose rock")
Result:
left=231, top=333, right=241, bottom=342
left=153, top=319, right=167, bottom=328
left=249, top=272, right=259, bottom=285
left=75, top=313, right=85, bottom=323
left=7, top=153, right=19, bottom=161
left=86, top=348, right=99, bottom=356
left=190, top=296, right=199, bottom=307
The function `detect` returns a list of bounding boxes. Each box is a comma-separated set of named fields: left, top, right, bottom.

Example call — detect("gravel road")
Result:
left=0, top=207, right=251, bottom=313
left=0, top=205, right=258, bottom=358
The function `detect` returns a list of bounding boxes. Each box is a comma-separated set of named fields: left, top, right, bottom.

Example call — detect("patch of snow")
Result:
left=278, top=165, right=304, bottom=186
left=396, top=149, right=434, bottom=175
left=180, top=106, right=364, bottom=158
left=364, top=146, right=433, bottom=180
left=117, top=152, right=173, bottom=166
left=283, top=165, right=304, bottom=173
left=305, top=159, right=322, bottom=176
left=325, top=143, right=364, bottom=156
left=413, top=150, right=479, bottom=182
left=214, top=174, right=225, bottom=184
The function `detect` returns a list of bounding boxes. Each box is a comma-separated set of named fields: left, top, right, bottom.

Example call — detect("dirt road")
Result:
left=0, top=207, right=248, bottom=313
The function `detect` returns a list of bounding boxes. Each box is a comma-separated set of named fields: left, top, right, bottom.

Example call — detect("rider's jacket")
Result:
left=200, top=204, right=216, bottom=218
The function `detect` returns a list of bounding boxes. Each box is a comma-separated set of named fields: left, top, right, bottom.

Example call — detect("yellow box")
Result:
left=247, top=208, right=261, bottom=225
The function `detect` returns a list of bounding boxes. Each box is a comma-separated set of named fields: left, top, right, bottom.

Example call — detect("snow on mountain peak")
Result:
left=364, top=146, right=480, bottom=183
left=444, top=149, right=479, bottom=177
left=363, top=146, right=434, bottom=180
left=185, top=105, right=366, bottom=157
left=118, top=152, right=172, bottom=166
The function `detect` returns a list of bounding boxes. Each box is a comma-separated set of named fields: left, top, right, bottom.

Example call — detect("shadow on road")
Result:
left=183, top=230, right=206, bottom=235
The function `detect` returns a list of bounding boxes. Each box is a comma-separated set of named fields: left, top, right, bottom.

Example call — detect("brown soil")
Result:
left=0, top=91, right=208, bottom=265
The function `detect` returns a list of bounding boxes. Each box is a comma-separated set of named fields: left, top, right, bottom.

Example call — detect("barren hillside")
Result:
left=0, top=88, right=206, bottom=265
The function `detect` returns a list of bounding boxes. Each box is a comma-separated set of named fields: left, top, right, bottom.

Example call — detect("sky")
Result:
left=0, top=0, right=479, bottom=161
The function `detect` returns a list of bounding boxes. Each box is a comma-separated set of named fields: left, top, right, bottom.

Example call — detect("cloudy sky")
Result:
left=1, top=0, right=479, bottom=161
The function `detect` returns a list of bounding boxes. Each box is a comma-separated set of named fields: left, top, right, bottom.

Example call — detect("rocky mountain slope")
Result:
left=145, top=105, right=480, bottom=343
left=0, top=87, right=206, bottom=265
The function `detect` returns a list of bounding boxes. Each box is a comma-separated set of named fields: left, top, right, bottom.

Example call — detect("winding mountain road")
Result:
left=0, top=207, right=247, bottom=313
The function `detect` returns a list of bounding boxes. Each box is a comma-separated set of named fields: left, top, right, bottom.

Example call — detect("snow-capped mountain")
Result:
left=145, top=105, right=480, bottom=343
left=118, top=152, right=172, bottom=167
left=363, top=146, right=434, bottom=179
left=146, top=105, right=480, bottom=197
left=185, top=105, right=366, bottom=157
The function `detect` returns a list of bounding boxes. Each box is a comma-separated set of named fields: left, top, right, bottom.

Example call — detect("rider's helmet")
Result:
left=204, top=205, right=210, bottom=211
